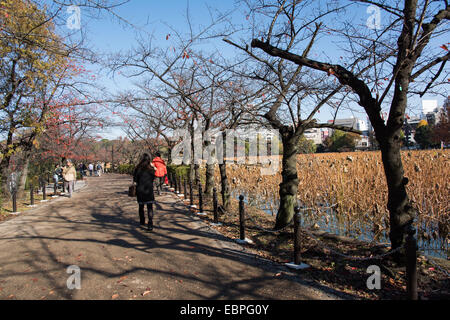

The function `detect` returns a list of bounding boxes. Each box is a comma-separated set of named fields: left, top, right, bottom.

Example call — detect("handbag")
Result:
left=128, top=183, right=136, bottom=197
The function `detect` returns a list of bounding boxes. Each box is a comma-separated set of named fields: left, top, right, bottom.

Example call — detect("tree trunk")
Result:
left=203, top=136, right=214, bottom=196
left=218, top=162, right=230, bottom=210
left=194, top=163, right=200, bottom=185
left=16, top=155, right=30, bottom=200
left=167, top=146, right=172, bottom=164
left=274, top=128, right=300, bottom=230
left=379, top=138, right=415, bottom=253
left=0, top=155, right=12, bottom=195
left=204, top=163, right=214, bottom=196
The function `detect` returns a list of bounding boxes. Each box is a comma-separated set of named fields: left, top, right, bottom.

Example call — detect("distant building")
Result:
left=327, top=117, right=369, bottom=136
left=303, top=128, right=322, bottom=145
left=326, top=117, right=370, bottom=149
left=422, top=100, right=439, bottom=116
left=421, top=99, right=445, bottom=126
left=356, top=136, right=370, bottom=150
left=321, top=128, right=331, bottom=141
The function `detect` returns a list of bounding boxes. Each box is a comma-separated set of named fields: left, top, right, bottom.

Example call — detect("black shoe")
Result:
left=147, top=221, right=153, bottom=231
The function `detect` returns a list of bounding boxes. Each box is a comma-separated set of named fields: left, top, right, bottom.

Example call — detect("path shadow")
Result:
left=0, top=174, right=358, bottom=300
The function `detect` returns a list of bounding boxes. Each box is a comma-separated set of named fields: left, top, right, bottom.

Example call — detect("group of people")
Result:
left=133, top=152, right=168, bottom=231
left=53, top=152, right=168, bottom=230
left=53, top=159, right=77, bottom=198
left=53, top=160, right=106, bottom=198
left=78, top=162, right=104, bottom=177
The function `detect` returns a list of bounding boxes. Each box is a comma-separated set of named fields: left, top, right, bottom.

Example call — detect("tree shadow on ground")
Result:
left=0, top=174, right=358, bottom=300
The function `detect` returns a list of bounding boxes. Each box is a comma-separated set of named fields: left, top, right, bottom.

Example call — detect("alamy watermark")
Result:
left=170, top=125, right=280, bottom=175
left=366, top=265, right=381, bottom=290
left=66, top=265, right=81, bottom=290
left=66, top=5, right=81, bottom=30
left=366, top=5, right=382, bottom=30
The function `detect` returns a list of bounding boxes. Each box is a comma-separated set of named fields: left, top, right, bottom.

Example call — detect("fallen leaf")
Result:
left=142, top=290, right=151, bottom=296
left=112, top=293, right=119, bottom=299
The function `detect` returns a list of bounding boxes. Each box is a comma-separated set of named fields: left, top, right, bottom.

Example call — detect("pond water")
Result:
left=230, top=189, right=448, bottom=260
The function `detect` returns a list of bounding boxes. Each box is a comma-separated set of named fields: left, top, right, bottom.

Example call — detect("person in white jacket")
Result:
left=62, top=159, right=77, bottom=198
left=88, top=163, right=94, bottom=176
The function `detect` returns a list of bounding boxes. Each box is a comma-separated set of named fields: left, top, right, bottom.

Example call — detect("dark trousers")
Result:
left=139, top=203, right=153, bottom=226
left=155, top=176, right=164, bottom=194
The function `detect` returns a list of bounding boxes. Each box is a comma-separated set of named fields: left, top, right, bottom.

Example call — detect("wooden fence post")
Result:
left=213, top=187, right=218, bottom=224
left=198, top=180, right=203, bottom=213
left=406, top=225, right=418, bottom=300
left=239, top=195, right=245, bottom=241
left=294, top=207, right=301, bottom=265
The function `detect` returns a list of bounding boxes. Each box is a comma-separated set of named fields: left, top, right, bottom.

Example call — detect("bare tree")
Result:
left=250, top=0, right=449, bottom=254
left=224, top=0, right=362, bottom=229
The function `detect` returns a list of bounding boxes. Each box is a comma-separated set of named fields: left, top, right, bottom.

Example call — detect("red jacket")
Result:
left=152, top=157, right=167, bottom=177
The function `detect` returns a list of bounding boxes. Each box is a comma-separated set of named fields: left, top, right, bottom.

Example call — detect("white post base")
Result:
left=235, top=238, right=253, bottom=245
left=211, top=222, right=223, bottom=226
left=196, top=212, right=207, bottom=216
left=285, top=262, right=310, bottom=270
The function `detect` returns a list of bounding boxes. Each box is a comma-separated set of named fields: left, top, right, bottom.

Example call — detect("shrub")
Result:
left=167, top=164, right=190, bottom=179
left=117, top=164, right=135, bottom=175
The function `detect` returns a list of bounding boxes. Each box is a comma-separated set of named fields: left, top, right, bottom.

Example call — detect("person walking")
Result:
left=152, top=152, right=167, bottom=195
left=62, top=159, right=77, bottom=198
left=133, top=153, right=156, bottom=231
left=97, top=162, right=102, bottom=177
left=88, top=163, right=93, bottom=176
left=53, top=164, right=62, bottom=191
left=78, top=163, right=84, bottom=180
left=82, top=163, right=87, bottom=177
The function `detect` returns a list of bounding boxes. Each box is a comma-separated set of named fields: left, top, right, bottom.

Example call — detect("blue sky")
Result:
left=75, top=0, right=242, bottom=138
left=51, top=1, right=448, bottom=139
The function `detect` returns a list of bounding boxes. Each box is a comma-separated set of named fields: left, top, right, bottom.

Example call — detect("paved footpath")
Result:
left=0, top=174, right=348, bottom=300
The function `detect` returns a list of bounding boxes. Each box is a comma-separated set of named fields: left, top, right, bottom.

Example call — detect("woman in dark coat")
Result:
left=133, top=153, right=156, bottom=231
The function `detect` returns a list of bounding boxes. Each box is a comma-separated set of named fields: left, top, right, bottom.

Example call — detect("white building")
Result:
left=356, top=136, right=370, bottom=150
left=327, top=117, right=368, bottom=135
left=327, top=117, right=371, bottom=149
left=422, top=100, right=439, bottom=116
left=303, top=128, right=322, bottom=145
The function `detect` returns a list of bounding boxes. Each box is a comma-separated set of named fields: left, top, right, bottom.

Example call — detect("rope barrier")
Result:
left=301, top=226, right=405, bottom=261
left=168, top=185, right=447, bottom=267
left=423, top=255, right=450, bottom=278
left=245, top=213, right=293, bottom=233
